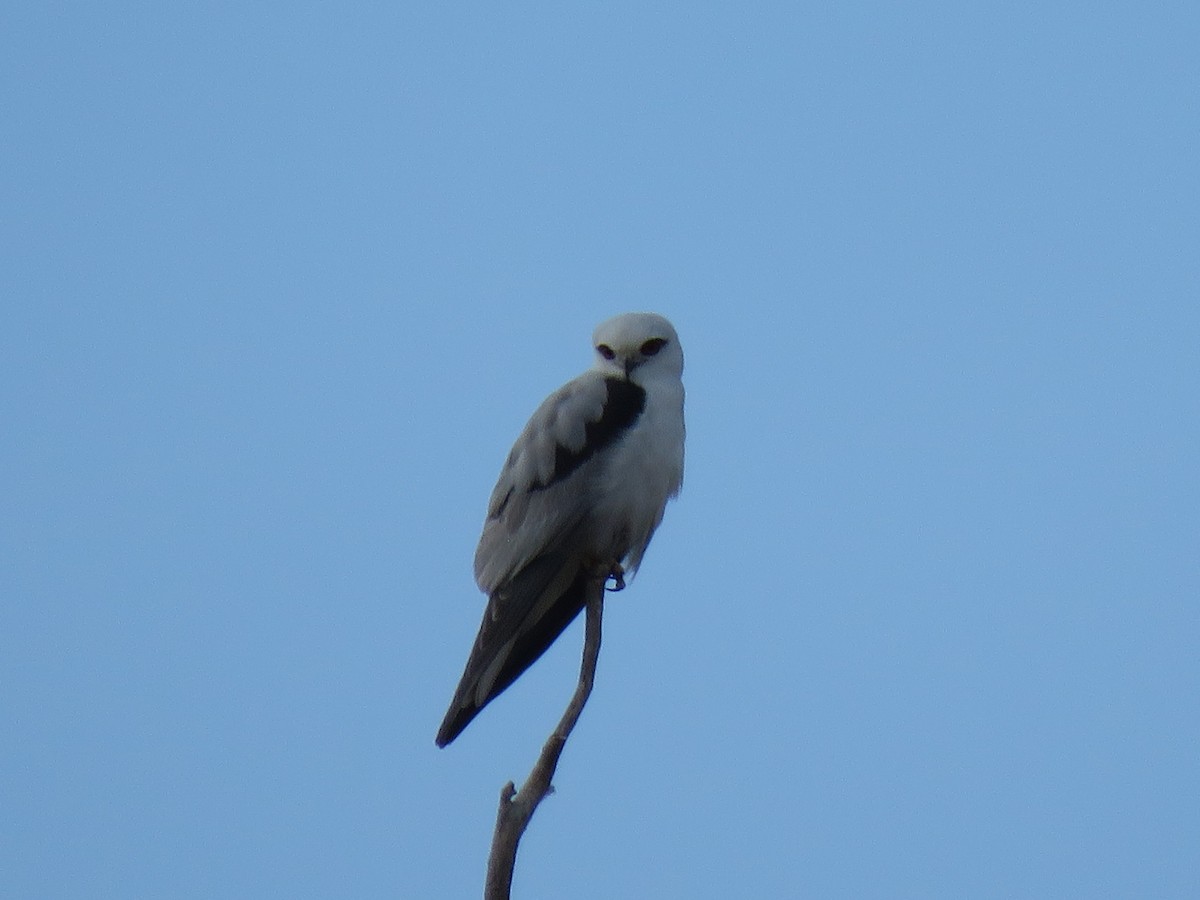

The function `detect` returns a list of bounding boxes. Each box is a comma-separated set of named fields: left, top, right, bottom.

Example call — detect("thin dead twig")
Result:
left=484, top=576, right=606, bottom=899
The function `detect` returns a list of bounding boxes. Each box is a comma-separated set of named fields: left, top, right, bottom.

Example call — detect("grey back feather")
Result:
left=474, top=371, right=610, bottom=593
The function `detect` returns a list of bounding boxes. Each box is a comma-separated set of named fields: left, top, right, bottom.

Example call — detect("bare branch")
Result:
left=484, top=573, right=607, bottom=899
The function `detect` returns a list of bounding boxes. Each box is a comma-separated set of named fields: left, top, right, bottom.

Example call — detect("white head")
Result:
left=591, top=312, right=683, bottom=382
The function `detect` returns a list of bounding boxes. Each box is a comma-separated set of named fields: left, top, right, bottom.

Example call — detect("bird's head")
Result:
left=591, top=312, right=683, bottom=382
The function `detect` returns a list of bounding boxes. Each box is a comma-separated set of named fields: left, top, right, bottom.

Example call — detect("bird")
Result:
left=436, top=312, right=685, bottom=747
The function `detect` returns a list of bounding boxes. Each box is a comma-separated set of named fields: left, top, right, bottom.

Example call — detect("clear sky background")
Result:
left=3, top=2, right=1198, bottom=898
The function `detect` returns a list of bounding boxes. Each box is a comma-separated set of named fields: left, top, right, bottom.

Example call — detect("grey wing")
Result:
left=473, top=371, right=611, bottom=594
left=437, top=370, right=648, bottom=746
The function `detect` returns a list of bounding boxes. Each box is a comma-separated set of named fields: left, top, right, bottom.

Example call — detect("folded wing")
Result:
left=436, top=373, right=646, bottom=747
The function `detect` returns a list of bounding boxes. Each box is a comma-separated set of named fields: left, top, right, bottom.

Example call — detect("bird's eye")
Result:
left=597, top=344, right=616, bottom=360
left=640, top=338, right=667, bottom=356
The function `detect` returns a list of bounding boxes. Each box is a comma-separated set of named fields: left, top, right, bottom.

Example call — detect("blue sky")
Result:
left=3, top=2, right=1198, bottom=897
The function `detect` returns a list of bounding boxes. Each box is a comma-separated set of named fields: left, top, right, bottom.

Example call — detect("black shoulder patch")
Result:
left=536, top=377, right=645, bottom=490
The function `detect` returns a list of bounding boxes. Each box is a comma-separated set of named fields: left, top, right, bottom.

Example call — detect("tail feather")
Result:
left=436, top=562, right=592, bottom=747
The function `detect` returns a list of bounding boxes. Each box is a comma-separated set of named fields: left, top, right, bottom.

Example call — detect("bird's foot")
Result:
left=606, top=564, right=626, bottom=592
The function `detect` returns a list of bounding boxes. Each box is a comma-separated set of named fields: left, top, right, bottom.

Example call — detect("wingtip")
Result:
left=435, top=714, right=461, bottom=747
left=435, top=705, right=472, bottom=748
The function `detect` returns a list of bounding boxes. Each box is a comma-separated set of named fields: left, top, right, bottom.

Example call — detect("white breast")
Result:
left=590, top=374, right=685, bottom=574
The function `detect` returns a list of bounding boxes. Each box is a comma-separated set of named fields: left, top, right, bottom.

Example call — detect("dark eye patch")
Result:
left=597, top=344, right=616, bottom=360
left=640, top=338, right=667, bottom=356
